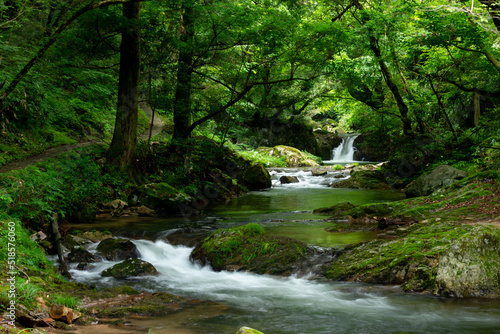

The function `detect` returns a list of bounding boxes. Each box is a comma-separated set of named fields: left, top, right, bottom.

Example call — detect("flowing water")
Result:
left=324, top=133, right=361, bottom=164
left=66, top=170, right=500, bottom=334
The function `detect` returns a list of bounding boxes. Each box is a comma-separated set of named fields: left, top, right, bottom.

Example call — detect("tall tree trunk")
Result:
left=172, top=0, right=195, bottom=140
left=107, top=2, right=141, bottom=169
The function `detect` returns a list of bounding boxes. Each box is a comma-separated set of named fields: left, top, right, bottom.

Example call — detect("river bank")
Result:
left=2, top=144, right=500, bottom=333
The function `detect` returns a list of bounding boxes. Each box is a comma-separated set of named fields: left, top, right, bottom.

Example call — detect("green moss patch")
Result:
left=332, top=170, right=391, bottom=190
left=327, top=222, right=500, bottom=297
left=191, top=223, right=309, bottom=275
left=321, top=172, right=500, bottom=224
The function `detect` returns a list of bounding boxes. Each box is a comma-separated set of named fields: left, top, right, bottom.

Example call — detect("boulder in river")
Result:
left=280, top=175, right=299, bottom=184
left=191, top=223, right=311, bottom=275
left=405, top=165, right=467, bottom=198
left=101, top=258, right=159, bottom=279
left=238, top=162, right=272, bottom=190
left=68, top=246, right=96, bottom=263
left=311, top=169, right=328, bottom=176
left=97, top=238, right=140, bottom=261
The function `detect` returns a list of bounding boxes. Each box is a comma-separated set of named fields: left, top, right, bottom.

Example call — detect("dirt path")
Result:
left=138, top=101, right=165, bottom=140
left=0, top=104, right=165, bottom=174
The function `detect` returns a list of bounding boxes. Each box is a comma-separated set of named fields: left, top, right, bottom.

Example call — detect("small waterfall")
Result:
left=331, top=134, right=360, bottom=162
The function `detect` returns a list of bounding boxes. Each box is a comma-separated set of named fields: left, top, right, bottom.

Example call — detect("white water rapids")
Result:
left=269, top=169, right=348, bottom=188
left=69, top=239, right=500, bottom=334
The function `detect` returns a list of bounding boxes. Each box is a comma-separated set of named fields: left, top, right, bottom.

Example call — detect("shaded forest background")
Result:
left=1, top=0, right=500, bottom=172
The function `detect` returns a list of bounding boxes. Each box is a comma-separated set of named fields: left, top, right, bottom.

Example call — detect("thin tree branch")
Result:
left=332, top=3, right=355, bottom=22
left=0, top=0, right=145, bottom=105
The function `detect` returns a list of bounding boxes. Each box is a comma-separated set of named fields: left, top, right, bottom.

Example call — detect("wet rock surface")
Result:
left=96, top=238, right=140, bottom=261
left=101, top=258, right=159, bottom=279
left=405, top=165, right=467, bottom=198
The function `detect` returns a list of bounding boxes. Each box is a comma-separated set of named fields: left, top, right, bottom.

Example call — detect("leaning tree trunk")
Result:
left=107, top=2, right=141, bottom=169
left=352, top=0, right=413, bottom=137
left=172, top=0, right=195, bottom=140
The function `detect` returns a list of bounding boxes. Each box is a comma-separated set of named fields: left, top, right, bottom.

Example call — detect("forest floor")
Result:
left=0, top=102, right=165, bottom=174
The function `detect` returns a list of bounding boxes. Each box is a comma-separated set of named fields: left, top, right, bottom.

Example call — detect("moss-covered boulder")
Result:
left=208, top=168, right=244, bottom=199
left=68, top=246, right=96, bottom=263
left=434, top=229, right=500, bottom=298
left=311, top=169, right=328, bottom=176
left=270, top=145, right=320, bottom=167
left=313, top=202, right=356, bottom=216
left=131, top=182, right=193, bottom=215
left=97, top=238, right=140, bottom=261
left=101, top=258, right=159, bottom=279
left=280, top=175, right=299, bottom=184
left=191, top=223, right=309, bottom=276
left=405, top=165, right=467, bottom=198
left=326, top=222, right=500, bottom=298
left=238, top=162, right=272, bottom=190
left=331, top=169, right=390, bottom=189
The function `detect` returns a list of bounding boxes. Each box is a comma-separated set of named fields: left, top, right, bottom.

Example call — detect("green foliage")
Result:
left=0, top=145, right=116, bottom=228
left=236, top=148, right=287, bottom=167
left=0, top=218, right=80, bottom=311
left=51, top=294, right=81, bottom=309
left=333, top=164, right=344, bottom=170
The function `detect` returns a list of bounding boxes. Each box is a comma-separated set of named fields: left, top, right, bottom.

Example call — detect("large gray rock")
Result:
left=405, top=165, right=467, bottom=198
left=434, top=229, right=500, bottom=298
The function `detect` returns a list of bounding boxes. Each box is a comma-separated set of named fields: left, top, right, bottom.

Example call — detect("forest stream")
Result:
left=62, top=169, right=500, bottom=334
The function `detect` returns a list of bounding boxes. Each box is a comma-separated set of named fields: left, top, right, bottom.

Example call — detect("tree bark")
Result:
left=107, top=2, right=141, bottom=169
left=479, top=0, right=500, bottom=34
left=172, top=0, right=195, bottom=140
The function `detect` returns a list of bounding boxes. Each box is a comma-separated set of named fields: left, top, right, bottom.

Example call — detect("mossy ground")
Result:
left=327, top=222, right=500, bottom=295
left=337, top=171, right=500, bottom=223
left=331, top=169, right=391, bottom=190
left=319, top=170, right=500, bottom=295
